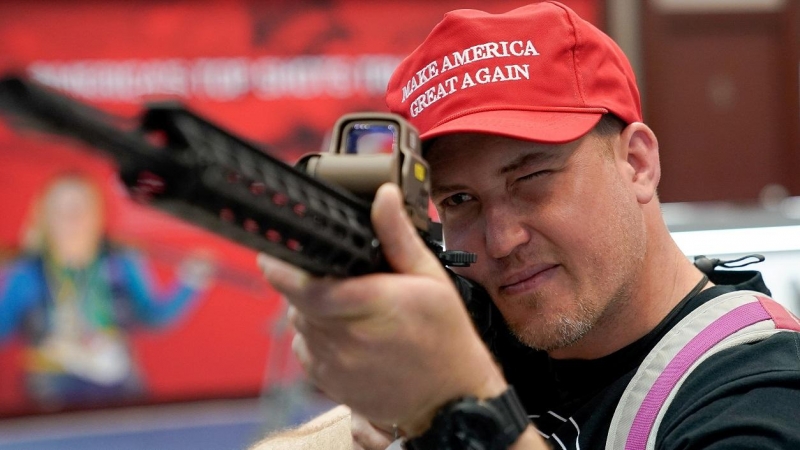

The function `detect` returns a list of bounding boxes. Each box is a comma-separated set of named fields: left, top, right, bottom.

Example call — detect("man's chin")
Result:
left=507, top=318, right=592, bottom=353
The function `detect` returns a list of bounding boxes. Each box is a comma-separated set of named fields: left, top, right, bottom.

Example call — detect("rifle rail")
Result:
left=0, top=76, right=385, bottom=277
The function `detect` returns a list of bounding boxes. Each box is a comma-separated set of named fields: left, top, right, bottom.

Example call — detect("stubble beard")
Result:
left=505, top=289, right=606, bottom=352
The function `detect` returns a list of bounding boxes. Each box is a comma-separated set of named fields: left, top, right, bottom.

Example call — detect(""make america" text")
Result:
left=401, top=40, right=539, bottom=103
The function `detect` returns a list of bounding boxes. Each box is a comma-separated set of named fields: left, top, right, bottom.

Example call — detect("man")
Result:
left=255, top=2, right=800, bottom=449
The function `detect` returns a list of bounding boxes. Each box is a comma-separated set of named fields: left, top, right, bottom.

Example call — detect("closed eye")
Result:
left=516, top=170, right=552, bottom=183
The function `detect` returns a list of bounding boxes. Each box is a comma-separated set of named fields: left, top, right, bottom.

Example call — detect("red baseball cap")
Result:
left=385, top=1, right=642, bottom=143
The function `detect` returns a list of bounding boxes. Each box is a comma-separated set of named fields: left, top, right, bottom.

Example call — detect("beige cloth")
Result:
left=249, top=405, right=353, bottom=450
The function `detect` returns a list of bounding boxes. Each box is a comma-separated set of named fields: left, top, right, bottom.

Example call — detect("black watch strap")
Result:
left=405, top=386, right=530, bottom=450
left=492, top=386, right=531, bottom=441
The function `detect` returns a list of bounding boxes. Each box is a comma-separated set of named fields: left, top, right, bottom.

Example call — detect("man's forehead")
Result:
left=425, top=133, right=568, bottom=176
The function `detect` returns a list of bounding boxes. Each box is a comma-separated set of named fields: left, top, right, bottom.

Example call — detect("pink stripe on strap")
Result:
left=625, top=302, right=771, bottom=450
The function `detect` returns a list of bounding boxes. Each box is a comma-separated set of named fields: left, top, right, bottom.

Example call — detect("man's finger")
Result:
left=257, top=252, right=310, bottom=296
left=371, top=183, right=448, bottom=280
left=259, top=252, right=377, bottom=318
left=291, top=332, right=311, bottom=373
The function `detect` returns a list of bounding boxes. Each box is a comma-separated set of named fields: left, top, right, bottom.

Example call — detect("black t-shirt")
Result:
left=488, top=270, right=800, bottom=449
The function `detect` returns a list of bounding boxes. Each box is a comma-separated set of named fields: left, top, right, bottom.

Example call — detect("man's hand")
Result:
left=258, top=183, right=507, bottom=436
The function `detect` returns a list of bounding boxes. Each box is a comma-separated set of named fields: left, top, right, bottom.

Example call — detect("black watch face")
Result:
left=446, top=402, right=506, bottom=450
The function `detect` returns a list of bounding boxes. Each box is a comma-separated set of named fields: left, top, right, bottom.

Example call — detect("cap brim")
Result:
left=420, top=110, right=605, bottom=144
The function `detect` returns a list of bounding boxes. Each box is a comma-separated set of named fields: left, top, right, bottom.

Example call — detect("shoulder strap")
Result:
left=606, top=290, right=800, bottom=450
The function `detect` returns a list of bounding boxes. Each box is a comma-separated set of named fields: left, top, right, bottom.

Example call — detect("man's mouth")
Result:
left=499, top=264, right=559, bottom=295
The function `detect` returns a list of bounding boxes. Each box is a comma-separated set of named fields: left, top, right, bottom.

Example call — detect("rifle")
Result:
left=0, top=75, right=493, bottom=333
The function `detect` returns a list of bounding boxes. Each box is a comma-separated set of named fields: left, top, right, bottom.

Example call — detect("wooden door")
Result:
left=642, top=0, right=799, bottom=203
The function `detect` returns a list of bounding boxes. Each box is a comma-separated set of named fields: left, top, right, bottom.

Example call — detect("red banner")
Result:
left=0, top=0, right=600, bottom=416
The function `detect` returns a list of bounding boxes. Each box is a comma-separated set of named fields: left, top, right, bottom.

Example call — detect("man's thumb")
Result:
left=371, top=183, right=448, bottom=279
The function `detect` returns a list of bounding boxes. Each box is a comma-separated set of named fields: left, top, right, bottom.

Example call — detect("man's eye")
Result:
left=442, top=193, right=473, bottom=208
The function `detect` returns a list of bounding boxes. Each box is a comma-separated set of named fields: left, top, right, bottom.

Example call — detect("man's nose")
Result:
left=483, top=204, right=530, bottom=260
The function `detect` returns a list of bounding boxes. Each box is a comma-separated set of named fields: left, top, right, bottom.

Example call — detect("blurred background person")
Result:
left=0, top=172, right=213, bottom=409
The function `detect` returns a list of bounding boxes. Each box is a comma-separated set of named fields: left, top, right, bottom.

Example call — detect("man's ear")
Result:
left=617, top=122, right=660, bottom=204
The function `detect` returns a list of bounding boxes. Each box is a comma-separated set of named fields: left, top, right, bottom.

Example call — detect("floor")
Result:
left=0, top=385, right=337, bottom=450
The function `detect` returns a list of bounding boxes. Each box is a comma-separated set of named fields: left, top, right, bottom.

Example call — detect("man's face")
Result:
left=427, top=132, right=646, bottom=353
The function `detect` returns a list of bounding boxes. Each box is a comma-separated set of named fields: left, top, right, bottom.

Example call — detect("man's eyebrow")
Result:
left=498, top=150, right=559, bottom=175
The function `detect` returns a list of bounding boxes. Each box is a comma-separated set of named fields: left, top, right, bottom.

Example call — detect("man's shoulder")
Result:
left=610, top=283, right=800, bottom=449
left=683, top=330, right=800, bottom=387
left=672, top=284, right=800, bottom=392
left=657, top=331, right=800, bottom=448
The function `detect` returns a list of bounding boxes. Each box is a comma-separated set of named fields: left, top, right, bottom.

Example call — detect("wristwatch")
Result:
left=404, top=386, right=530, bottom=450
